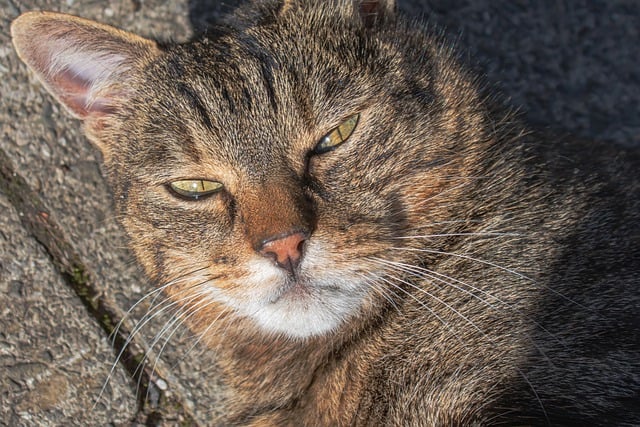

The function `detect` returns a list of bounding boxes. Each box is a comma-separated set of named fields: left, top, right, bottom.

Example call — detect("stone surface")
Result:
left=1, top=0, right=221, bottom=425
left=0, top=194, right=136, bottom=426
left=0, top=0, right=638, bottom=425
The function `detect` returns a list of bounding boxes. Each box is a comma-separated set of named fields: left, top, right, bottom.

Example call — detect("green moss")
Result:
left=101, top=314, right=114, bottom=333
left=72, top=265, right=88, bottom=286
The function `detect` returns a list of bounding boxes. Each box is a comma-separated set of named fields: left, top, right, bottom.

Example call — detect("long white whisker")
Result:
left=391, top=246, right=534, bottom=281
left=175, top=305, right=231, bottom=369
left=355, top=271, right=403, bottom=315
left=371, top=258, right=562, bottom=368
left=372, top=257, right=566, bottom=350
left=385, top=272, right=485, bottom=336
left=132, top=288, right=213, bottom=401
left=94, top=267, right=215, bottom=409
left=391, top=246, right=589, bottom=310
left=143, top=288, right=218, bottom=404
left=110, top=265, right=211, bottom=345
left=395, top=232, right=521, bottom=239
left=374, top=259, right=549, bottom=422
left=374, top=273, right=465, bottom=346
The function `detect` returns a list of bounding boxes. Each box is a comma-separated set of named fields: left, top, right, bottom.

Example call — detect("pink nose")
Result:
left=259, top=231, right=307, bottom=273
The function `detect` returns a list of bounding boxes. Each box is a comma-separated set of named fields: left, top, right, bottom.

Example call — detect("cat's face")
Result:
left=12, top=1, right=481, bottom=339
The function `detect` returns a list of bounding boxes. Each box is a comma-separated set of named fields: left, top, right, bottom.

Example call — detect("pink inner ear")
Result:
left=42, top=45, right=129, bottom=119
left=53, top=66, right=118, bottom=118
left=53, top=68, right=94, bottom=118
left=20, top=30, right=129, bottom=119
left=12, top=12, right=158, bottom=122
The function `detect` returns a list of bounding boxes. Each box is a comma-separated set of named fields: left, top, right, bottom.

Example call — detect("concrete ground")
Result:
left=0, top=0, right=638, bottom=425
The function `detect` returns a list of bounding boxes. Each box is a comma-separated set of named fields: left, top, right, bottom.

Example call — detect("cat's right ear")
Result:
left=11, top=12, right=160, bottom=131
left=357, top=0, right=396, bottom=27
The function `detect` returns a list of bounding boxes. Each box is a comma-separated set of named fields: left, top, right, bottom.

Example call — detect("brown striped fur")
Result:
left=12, top=1, right=640, bottom=424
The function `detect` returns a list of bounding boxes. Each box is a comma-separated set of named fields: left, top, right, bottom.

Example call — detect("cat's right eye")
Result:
left=168, top=179, right=223, bottom=200
left=314, top=113, right=360, bottom=154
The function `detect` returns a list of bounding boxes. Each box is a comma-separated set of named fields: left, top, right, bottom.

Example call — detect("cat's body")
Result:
left=11, top=1, right=640, bottom=425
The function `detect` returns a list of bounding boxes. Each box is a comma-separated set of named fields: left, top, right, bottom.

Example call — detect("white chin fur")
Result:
left=225, top=249, right=368, bottom=339
left=252, top=302, right=344, bottom=338
left=249, top=286, right=363, bottom=338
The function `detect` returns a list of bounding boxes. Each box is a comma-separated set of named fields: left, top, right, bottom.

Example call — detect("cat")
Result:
left=11, top=0, right=640, bottom=425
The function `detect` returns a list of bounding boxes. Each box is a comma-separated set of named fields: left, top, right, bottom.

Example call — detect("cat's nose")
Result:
left=258, top=230, right=308, bottom=274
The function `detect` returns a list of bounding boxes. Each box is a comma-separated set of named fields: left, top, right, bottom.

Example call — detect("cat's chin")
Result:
left=228, top=259, right=369, bottom=339
left=244, top=281, right=358, bottom=339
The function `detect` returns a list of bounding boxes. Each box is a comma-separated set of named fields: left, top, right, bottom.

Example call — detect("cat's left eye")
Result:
left=314, top=113, right=360, bottom=154
left=169, top=179, right=223, bottom=200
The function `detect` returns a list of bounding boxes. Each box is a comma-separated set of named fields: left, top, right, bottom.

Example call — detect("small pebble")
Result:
left=155, top=378, right=168, bottom=391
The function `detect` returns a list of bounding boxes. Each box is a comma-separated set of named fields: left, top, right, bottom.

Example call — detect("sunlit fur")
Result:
left=11, top=0, right=640, bottom=425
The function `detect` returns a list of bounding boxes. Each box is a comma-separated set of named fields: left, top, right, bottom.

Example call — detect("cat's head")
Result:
left=12, top=0, right=487, bottom=339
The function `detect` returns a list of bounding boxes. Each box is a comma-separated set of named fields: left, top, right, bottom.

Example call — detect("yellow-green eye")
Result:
left=169, top=179, right=223, bottom=200
left=314, top=113, right=360, bottom=154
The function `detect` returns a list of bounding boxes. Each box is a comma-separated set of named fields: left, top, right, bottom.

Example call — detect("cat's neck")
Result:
left=205, top=315, right=382, bottom=424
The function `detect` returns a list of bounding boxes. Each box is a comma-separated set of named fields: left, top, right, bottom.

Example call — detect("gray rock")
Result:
left=0, top=194, right=136, bottom=426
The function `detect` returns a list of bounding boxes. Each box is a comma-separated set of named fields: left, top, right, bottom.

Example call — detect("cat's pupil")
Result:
left=169, top=179, right=223, bottom=200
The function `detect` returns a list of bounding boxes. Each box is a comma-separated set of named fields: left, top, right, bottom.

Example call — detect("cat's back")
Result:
left=502, top=135, right=640, bottom=425
left=354, top=134, right=640, bottom=425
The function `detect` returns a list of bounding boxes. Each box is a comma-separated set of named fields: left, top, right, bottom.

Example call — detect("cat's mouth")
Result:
left=230, top=252, right=366, bottom=338
left=268, top=276, right=314, bottom=304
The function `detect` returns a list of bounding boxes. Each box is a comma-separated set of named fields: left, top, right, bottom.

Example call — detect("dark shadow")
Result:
left=490, top=139, right=640, bottom=424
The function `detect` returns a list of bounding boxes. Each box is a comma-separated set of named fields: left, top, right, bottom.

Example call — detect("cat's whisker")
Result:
left=211, top=309, right=244, bottom=356
left=134, top=276, right=218, bottom=354
left=132, top=281, right=223, bottom=402
left=355, top=271, right=404, bottom=315
left=174, top=305, right=232, bottom=369
left=390, top=246, right=591, bottom=311
left=392, top=246, right=533, bottom=280
left=95, top=289, right=199, bottom=411
left=370, top=257, right=564, bottom=362
left=373, top=273, right=465, bottom=346
left=130, top=289, right=210, bottom=401
left=97, top=268, right=219, bottom=409
left=378, top=267, right=549, bottom=422
left=143, top=288, right=220, bottom=404
left=385, top=271, right=486, bottom=336
left=95, top=272, right=209, bottom=408
left=109, top=265, right=212, bottom=344
left=117, top=271, right=217, bottom=357
left=395, top=231, right=521, bottom=239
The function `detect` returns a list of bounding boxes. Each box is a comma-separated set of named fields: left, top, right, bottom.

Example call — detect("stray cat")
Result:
left=11, top=0, right=640, bottom=425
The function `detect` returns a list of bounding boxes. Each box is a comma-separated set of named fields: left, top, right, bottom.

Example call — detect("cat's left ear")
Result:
left=11, top=11, right=160, bottom=137
left=357, top=0, right=396, bottom=27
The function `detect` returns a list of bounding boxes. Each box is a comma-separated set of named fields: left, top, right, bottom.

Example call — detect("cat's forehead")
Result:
left=137, top=9, right=390, bottom=172
left=169, top=13, right=379, bottom=116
